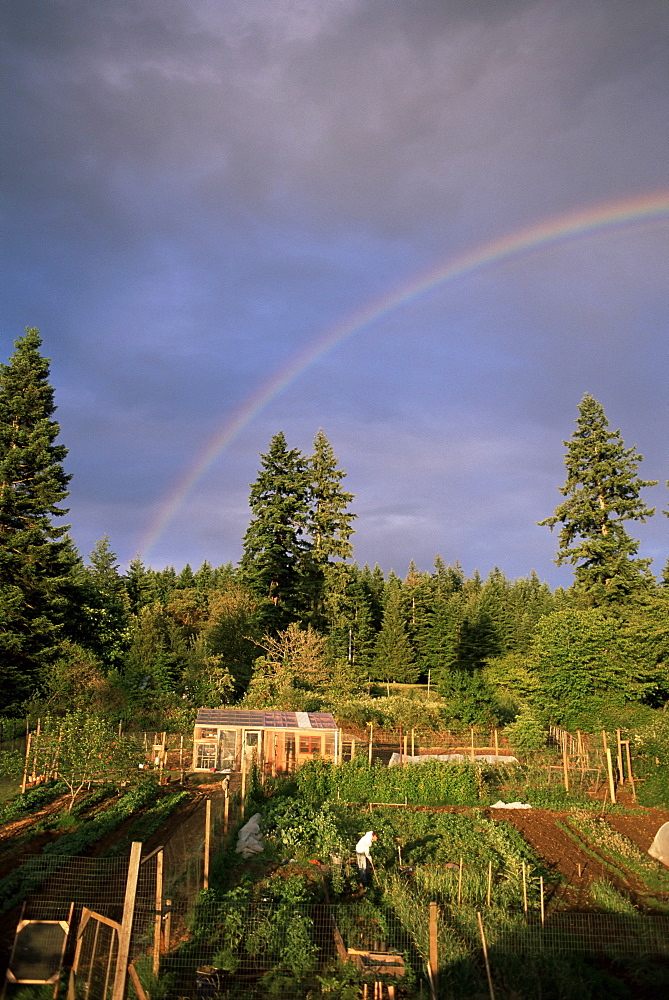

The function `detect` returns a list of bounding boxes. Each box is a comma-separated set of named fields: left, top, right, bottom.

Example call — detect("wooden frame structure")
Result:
left=192, top=708, right=338, bottom=774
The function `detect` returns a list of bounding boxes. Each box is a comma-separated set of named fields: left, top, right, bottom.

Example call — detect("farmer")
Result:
left=355, top=830, right=378, bottom=885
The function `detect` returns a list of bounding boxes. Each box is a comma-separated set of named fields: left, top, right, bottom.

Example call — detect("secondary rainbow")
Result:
left=140, top=189, right=669, bottom=559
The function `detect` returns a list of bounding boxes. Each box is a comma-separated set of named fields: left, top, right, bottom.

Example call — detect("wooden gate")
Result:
left=67, top=908, right=121, bottom=1000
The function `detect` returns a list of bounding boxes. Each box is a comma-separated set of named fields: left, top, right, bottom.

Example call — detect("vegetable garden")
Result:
left=2, top=731, right=669, bottom=999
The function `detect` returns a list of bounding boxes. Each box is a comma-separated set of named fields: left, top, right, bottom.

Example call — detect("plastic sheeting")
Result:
left=235, top=813, right=264, bottom=858
left=388, top=752, right=518, bottom=766
left=648, top=821, right=669, bottom=868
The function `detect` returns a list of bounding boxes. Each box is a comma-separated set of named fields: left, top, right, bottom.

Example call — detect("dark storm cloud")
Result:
left=1, top=0, right=666, bottom=578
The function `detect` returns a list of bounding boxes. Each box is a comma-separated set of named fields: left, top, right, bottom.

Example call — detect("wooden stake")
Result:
left=486, top=861, right=492, bottom=906
left=457, top=857, right=463, bottom=905
left=399, top=724, right=403, bottom=764
left=152, top=849, right=164, bottom=975
left=522, top=860, right=528, bottom=915
left=602, top=730, right=608, bottom=753
left=203, top=799, right=211, bottom=890
left=411, top=728, right=415, bottom=757
left=241, top=751, right=247, bottom=819
left=562, top=743, right=570, bottom=793
left=470, top=728, right=475, bottom=763
left=624, top=741, right=637, bottom=802
left=616, top=730, right=624, bottom=784
left=163, top=899, right=172, bottom=953
left=494, top=729, right=499, bottom=757
left=21, top=732, right=31, bottom=794
left=351, top=737, right=356, bottom=760
left=429, top=902, right=439, bottom=996
left=179, top=735, right=184, bottom=784
left=605, top=748, right=617, bottom=805
left=477, top=912, right=496, bottom=1000
left=224, top=787, right=230, bottom=834
left=403, top=734, right=408, bottom=761
left=539, top=876, right=545, bottom=926
left=368, top=725, right=373, bottom=765
left=112, top=841, right=142, bottom=1000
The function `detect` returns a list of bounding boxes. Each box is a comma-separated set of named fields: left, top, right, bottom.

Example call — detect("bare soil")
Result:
left=491, top=804, right=669, bottom=910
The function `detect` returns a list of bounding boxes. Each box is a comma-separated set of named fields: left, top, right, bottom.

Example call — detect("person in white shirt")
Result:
left=355, top=830, right=378, bottom=885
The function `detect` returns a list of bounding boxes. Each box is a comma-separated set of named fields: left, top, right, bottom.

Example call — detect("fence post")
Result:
left=152, top=849, right=164, bottom=975
left=112, top=841, right=142, bottom=1000
left=429, top=901, right=439, bottom=998
left=616, top=730, right=624, bottom=784
left=203, top=799, right=212, bottom=890
left=562, top=743, right=569, bottom=793
left=368, top=725, right=373, bottom=766
left=624, top=741, right=637, bottom=802
left=605, top=748, right=617, bottom=804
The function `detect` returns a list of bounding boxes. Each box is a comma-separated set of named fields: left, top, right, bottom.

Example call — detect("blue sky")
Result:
left=2, top=0, right=667, bottom=587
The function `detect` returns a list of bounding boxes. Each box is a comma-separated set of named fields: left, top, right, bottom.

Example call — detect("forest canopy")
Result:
left=1, top=331, right=667, bottom=730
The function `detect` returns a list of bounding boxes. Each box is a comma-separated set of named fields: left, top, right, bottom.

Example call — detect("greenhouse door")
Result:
left=244, top=730, right=262, bottom=763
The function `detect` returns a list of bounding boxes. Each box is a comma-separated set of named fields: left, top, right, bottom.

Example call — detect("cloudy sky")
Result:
left=2, top=0, right=667, bottom=587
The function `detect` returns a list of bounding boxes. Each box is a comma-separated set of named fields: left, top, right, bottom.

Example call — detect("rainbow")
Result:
left=139, top=190, right=669, bottom=560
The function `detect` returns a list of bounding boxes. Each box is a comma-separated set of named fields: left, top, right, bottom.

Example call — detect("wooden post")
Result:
left=224, top=786, right=230, bottom=834
left=477, top=912, right=496, bottom=1000
left=605, top=748, right=617, bottom=804
left=368, top=725, right=373, bottom=766
left=602, top=730, right=608, bottom=753
left=624, top=741, right=637, bottom=802
left=494, top=729, right=499, bottom=758
left=411, top=729, right=415, bottom=758
left=179, top=735, right=184, bottom=784
left=338, top=729, right=343, bottom=765
left=351, top=737, right=356, bottom=760
left=429, top=901, right=438, bottom=996
left=522, top=860, right=528, bottom=915
left=163, top=899, right=172, bottom=953
left=539, top=876, right=545, bottom=926
left=21, top=732, right=31, bottom=794
left=31, top=719, right=41, bottom=782
left=457, top=857, right=463, bottom=905
left=562, top=743, right=569, bottom=793
left=486, top=861, right=493, bottom=906
left=470, top=728, right=475, bottom=763
left=616, top=730, right=624, bottom=784
left=152, top=849, right=164, bottom=975
left=399, top=724, right=403, bottom=764
left=112, top=841, right=142, bottom=1000
left=403, top=734, right=408, bottom=761
left=203, top=799, right=211, bottom=890
left=241, top=751, right=247, bottom=819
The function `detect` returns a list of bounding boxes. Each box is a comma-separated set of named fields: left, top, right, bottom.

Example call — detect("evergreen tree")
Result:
left=539, top=394, right=657, bottom=604
left=308, top=429, right=356, bottom=564
left=372, top=579, right=419, bottom=684
left=0, top=329, right=76, bottom=711
left=81, top=536, right=128, bottom=669
left=240, top=431, right=312, bottom=627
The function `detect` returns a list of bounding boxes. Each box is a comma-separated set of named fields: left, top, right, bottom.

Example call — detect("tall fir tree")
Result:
left=308, top=429, right=356, bottom=564
left=539, top=394, right=657, bottom=604
left=0, top=329, right=76, bottom=710
left=240, top=431, right=312, bottom=627
left=372, top=578, right=419, bottom=684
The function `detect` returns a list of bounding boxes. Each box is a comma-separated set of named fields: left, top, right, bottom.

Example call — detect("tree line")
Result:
left=1, top=329, right=667, bottom=730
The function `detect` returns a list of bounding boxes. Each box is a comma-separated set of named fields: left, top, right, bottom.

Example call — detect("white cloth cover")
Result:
left=235, top=813, right=264, bottom=858
left=648, top=822, right=669, bottom=867
left=388, top=752, right=518, bottom=766
left=490, top=800, right=531, bottom=809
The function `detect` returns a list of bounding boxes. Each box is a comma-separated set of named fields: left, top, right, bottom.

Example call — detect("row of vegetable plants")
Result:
left=294, top=756, right=598, bottom=810
left=0, top=779, right=162, bottom=914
